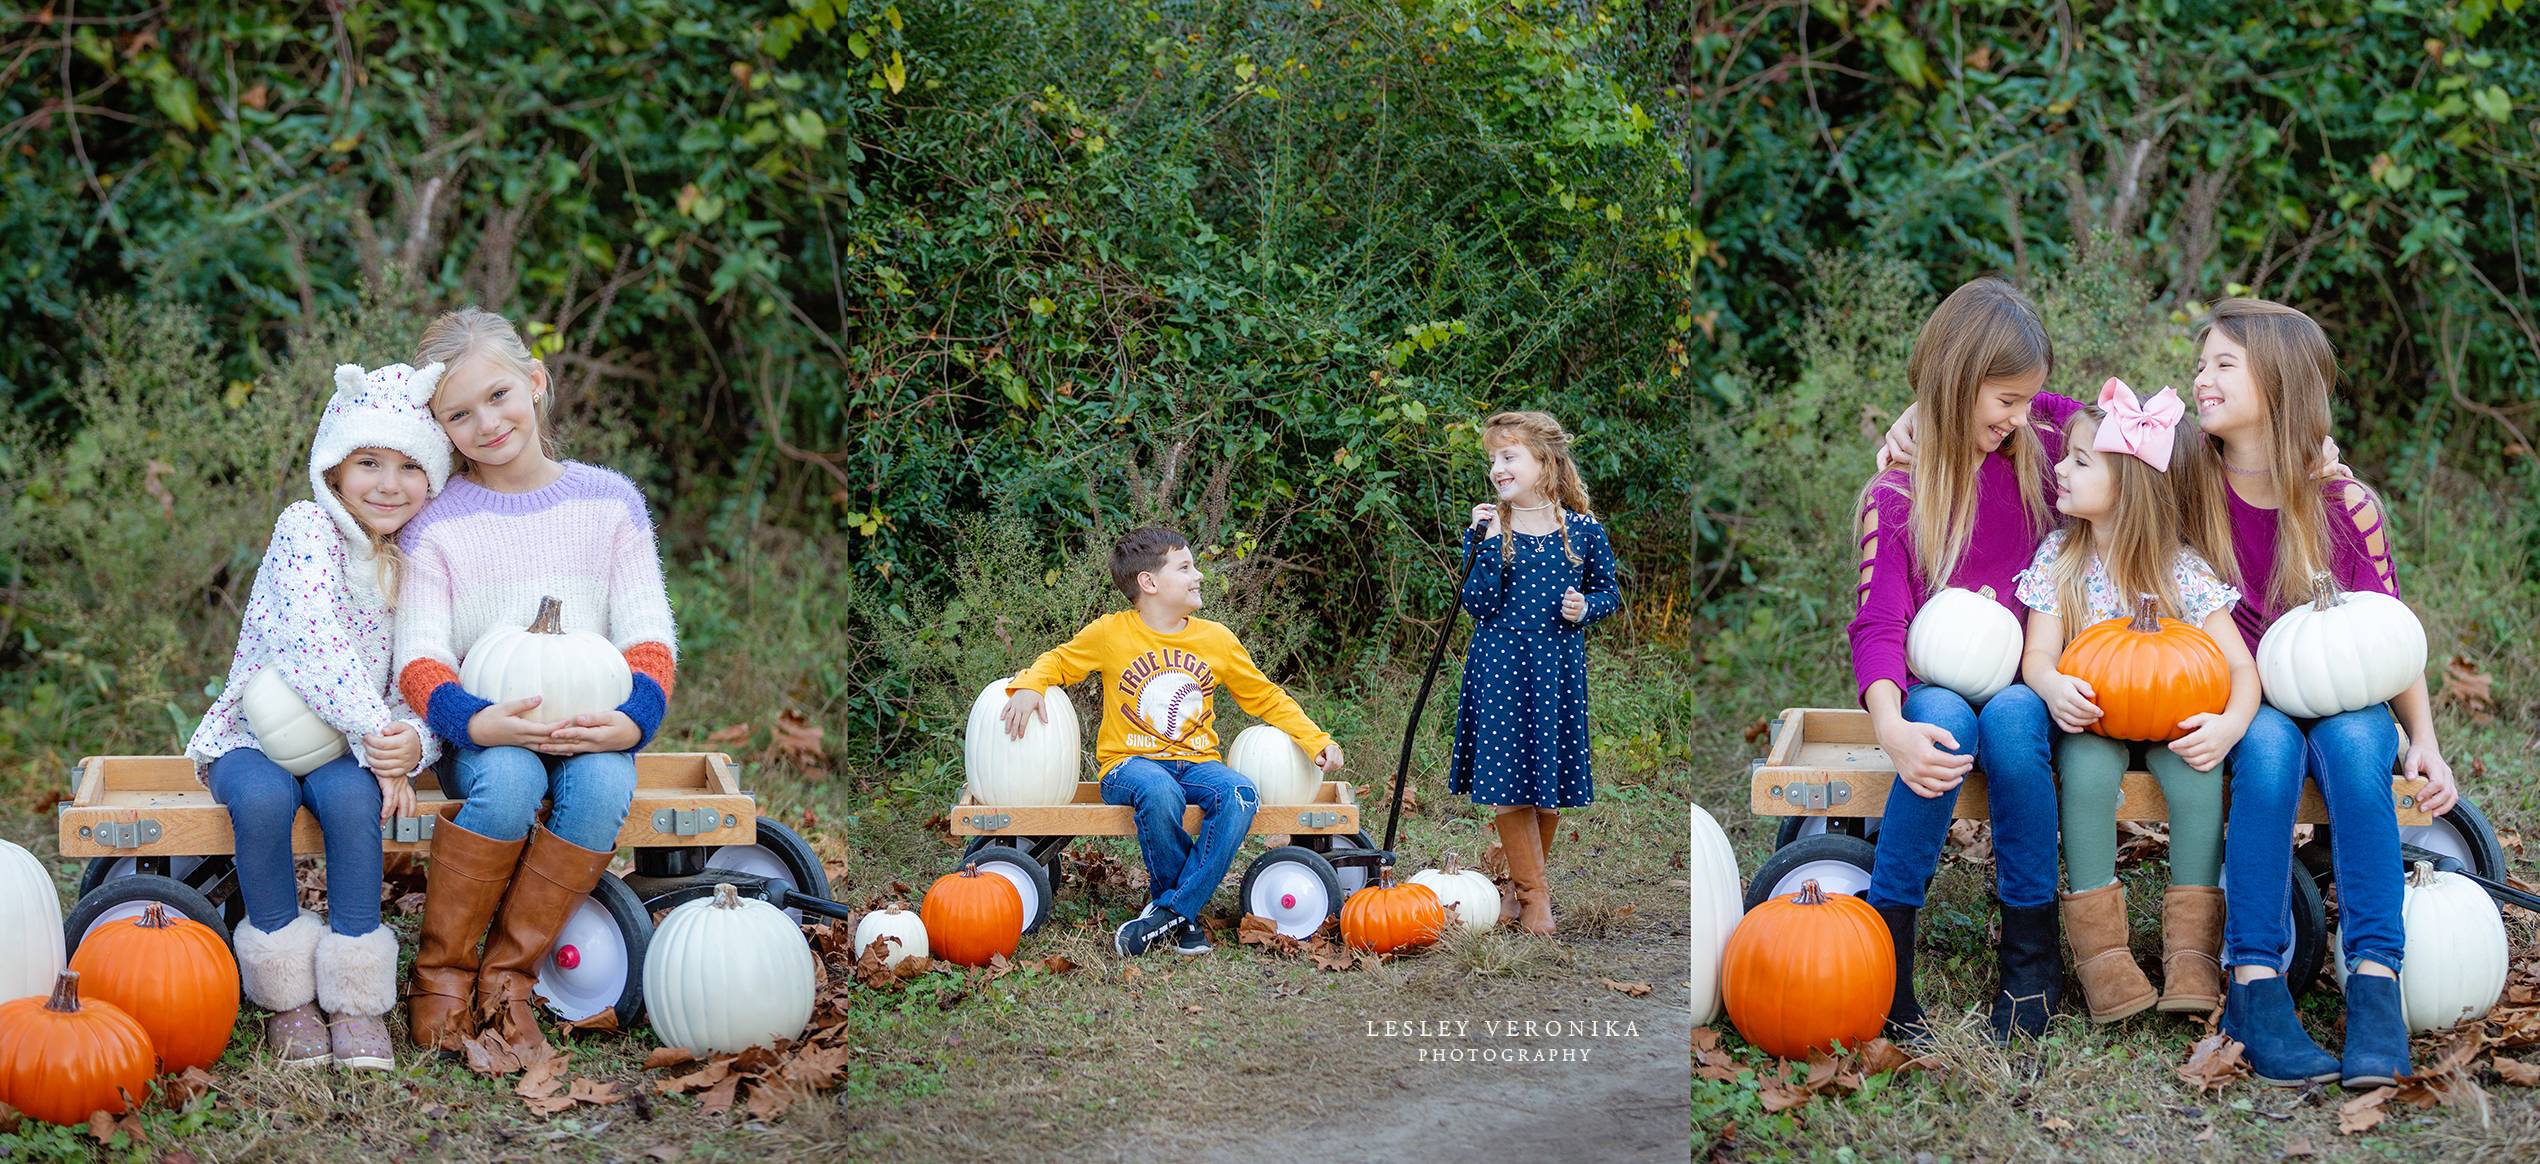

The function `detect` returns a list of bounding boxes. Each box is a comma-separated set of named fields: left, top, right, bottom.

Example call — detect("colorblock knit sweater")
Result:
left=185, top=501, right=439, bottom=782
left=393, top=462, right=678, bottom=750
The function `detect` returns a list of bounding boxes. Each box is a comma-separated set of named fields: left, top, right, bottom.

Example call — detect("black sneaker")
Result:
left=1113, top=906, right=1183, bottom=956
left=1171, top=918, right=1213, bottom=956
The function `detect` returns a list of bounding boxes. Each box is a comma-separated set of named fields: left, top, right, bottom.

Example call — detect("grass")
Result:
left=841, top=647, right=1697, bottom=1158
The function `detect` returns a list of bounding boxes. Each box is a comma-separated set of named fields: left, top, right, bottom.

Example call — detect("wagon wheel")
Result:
left=66, top=874, right=232, bottom=955
left=2287, top=862, right=2329, bottom=1000
left=1238, top=846, right=1342, bottom=939
left=535, top=873, right=651, bottom=1027
left=961, top=844, right=1055, bottom=935
left=700, top=818, right=831, bottom=922
left=2398, top=793, right=2510, bottom=883
left=1772, top=815, right=1878, bottom=850
left=1743, top=834, right=1877, bottom=911
left=963, top=835, right=1070, bottom=897
left=1302, top=831, right=1381, bottom=899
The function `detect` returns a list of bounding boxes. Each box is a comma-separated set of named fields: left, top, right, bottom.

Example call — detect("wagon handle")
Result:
left=1382, top=533, right=1486, bottom=861
left=2400, top=843, right=2540, bottom=916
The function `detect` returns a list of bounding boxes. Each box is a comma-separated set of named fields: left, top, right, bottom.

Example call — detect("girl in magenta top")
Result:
left=1845, top=277, right=2082, bottom=1044
left=2186, top=299, right=2455, bottom=1091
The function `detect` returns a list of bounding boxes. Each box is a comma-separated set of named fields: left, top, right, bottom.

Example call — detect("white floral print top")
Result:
left=2012, top=529, right=2241, bottom=628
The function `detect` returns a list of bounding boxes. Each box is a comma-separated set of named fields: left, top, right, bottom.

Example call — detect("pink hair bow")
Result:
left=2092, top=377, right=2184, bottom=472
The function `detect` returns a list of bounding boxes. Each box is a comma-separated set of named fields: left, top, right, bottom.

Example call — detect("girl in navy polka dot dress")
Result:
left=1448, top=411, right=1619, bottom=935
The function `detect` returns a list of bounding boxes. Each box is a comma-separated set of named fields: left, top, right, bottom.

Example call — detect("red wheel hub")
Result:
left=1280, top=893, right=1297, bottom=910
left=554, top=944, right=581, bottom=970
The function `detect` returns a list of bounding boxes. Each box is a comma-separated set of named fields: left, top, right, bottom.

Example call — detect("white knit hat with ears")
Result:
left=307, top=362, right=453, bottom=546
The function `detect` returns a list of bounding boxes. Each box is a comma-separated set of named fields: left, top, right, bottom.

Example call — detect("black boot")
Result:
left=1875, top=903, right=1929, bottom=1041
left=1989, top=900, right=2064, bottom=1043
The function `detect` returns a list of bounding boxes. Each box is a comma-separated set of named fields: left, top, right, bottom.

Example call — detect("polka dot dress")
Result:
left=1448, top=511, right=1619, bottom=809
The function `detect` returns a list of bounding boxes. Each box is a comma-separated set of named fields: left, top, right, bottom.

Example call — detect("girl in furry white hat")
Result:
left=183, top=361, right=453, bottom=1071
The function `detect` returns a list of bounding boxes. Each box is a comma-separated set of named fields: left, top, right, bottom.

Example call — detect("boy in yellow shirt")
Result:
left=1003, top=527, right=1344, bottom=956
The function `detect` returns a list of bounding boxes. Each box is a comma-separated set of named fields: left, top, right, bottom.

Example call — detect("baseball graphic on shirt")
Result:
left=1131, top=669, right=1207, bottom=745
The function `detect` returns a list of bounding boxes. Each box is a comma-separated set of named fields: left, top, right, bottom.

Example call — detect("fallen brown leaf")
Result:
left=771, top=710, right=826, bottom=768
left=2443, top=656, right=2496, bottom=722
left=86, top=1108, right=145, bottom=1145
left=2494, top=1056, right=2540, bottom=1086
left=2177, top=1033, right=2251, bottom=1093
left=708, top=723, right=752, bottom=744
left=2282, top=1134, right=2317, bottom=1158
left=2338, top=1087, right=2392, bottom=1134
left=1599, top=978, right=1654, bottom=997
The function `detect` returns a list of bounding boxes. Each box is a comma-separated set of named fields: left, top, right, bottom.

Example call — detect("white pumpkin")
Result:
left=2257, top=575, right=2426, bottom=719
left=643, top=883, right=817, bottom=1054
left=0, top=841, right=65, bottom=1003
left=459, top=596, right=634, bottom=726
left=1906, top=586, right=2022, bottom=704
left=1225, top=724, right=1319, bottom=805
left=238, top=668, right=350, bottom=776
left=963, top=678, right=1080, bottom=806
left=851, top=903, right=929, bottom=968
left=1689, top=803, right=1743, bottom=1027
left=2333, top=860, right=2507, bottom=1033
left=1407, top=854, right=1500, bottom=934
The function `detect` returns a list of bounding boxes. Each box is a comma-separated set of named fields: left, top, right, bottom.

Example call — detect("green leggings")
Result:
left=2057, top=733, right=2224, bottom=891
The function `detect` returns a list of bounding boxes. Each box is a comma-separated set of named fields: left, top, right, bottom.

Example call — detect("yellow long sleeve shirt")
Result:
left=1007, top=610, right=1333, bottom=776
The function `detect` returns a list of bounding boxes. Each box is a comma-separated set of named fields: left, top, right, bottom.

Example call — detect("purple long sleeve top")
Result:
left=1848, top=392, right=2083, bottom=701
left=2222, top=477, right=2400, bottom=654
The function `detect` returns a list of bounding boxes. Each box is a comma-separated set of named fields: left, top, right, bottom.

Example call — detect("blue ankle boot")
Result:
left=2340, top=971, right=2411, bottom=1089
left=2220, top=974, right=2340, bottom=1086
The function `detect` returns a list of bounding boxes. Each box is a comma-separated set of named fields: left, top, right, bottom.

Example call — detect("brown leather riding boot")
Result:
left=476, top=827, right=615, bottom=1048
left=407, top=820, right=526, bottom=1050
left=2062, top=882, right=2156, bottom=1022
left=1494, top=807, right=1533, bottom=926
left=1496, top=808, right=1554, bottom=935
left=2157, top=885, right=2226, bottom=1015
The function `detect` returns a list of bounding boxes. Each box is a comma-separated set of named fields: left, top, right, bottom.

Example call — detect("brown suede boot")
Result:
left=2157, top=885, right=2226, bottom=1015
left=1496, top=807, right=1554, bottom=935
left=407, top=820, right=526, bottom=1050
left=476, top=827, right=615, bottom=1048
left=1494, top=807, right=1530, bottom=927
left=2061, top=882, right=2156, bottom=1022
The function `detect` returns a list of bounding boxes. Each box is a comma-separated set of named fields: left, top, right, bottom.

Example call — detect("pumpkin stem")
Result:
left=527, top=596, right=565, bottom=635
left=711, top=882, right=741, bottom=909
left=2409, top=859, right=2434, bottom=887
left=1977, top=584, right=1996, bottom=601
left=1793, top=880, right=1826, bottom=906
left=140, top=902, right=171, bottom=929
left=2129, top=594, right=2162, bottom=632
left=2309, top=571, right=2343, bottom=612
left=44, top=970, right=81, bottom=1014
left=1439, top=852, right=1462, bottom=877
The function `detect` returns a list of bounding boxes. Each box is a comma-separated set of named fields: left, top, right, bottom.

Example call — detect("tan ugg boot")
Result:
left=2157, top=885, right=2226, bottom=1015
left=2061, top=882, right=2156, bottom=1022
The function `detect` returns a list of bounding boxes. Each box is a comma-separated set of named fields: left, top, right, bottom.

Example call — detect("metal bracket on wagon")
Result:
left=1767, top=781, right=1851, bottom=811
left=1296, top=811, right=1343, bottom=829
left=380, top=814, right=439, bottom=843
left=959, top=812, right=1012, bottom=832
left=78, top=819, right=163, bottom=849
left=650, top=808, right=740, bottom=836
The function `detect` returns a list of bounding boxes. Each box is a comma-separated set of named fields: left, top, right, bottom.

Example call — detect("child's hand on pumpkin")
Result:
left=1001, top=689, right=1046, bottom=739
left=376, top=774, right=417, bottom=824
left=1314, top=743, right=1344, bottom=773
left=468, top=696, right=554, bottom=748
left=2403, top=738, right=2457, bottom=816
left=1561, top=588, right=1587, bottom=622
left=1876, top=717, right=1971, bottom=797
left=538, top=711, right=641, bottom=754
left=363, top=722, right=421, bottom=778
left=2040, top=672, right=2102, bottom=733
left=2167, top=712, right=2244, bottom=773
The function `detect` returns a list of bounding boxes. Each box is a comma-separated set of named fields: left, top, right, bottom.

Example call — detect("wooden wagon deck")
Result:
left=58, top=752, right=756, bottom=859
left=948, top=779, right=1363, bottom=838
left=1752, top=707, right=2432, bottom=826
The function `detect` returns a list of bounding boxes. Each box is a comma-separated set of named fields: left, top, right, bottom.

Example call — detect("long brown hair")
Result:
left=2047, top=407, right=2206, bottom=642
left=2179, top=299, right=2344, bottom=614
left=1867, top=277, right=2056, bottom=590
left=1482, top=411, right=1594, bottom=566
left=413, top=307, right=560, bottom=473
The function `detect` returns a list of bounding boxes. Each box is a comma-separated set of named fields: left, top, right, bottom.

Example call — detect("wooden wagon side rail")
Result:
left=1751, top=707, right=2432, bottom=827
left=949, top=780, right=1361, bottom=838
left=57, top=752, right=756, bottom=858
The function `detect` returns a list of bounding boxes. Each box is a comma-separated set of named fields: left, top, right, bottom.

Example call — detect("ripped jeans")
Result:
left=1099, top=756, right=1260, bottom=921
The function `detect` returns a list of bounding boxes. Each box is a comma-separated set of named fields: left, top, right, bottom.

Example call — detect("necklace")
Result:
left=1506, top=500, right=1558, bottom=512
left=2224, top=462, right=2269, bottom=477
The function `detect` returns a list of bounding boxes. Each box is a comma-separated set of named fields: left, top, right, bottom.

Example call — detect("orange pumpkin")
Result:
left=921, top=865, right=1024, bottom=967
left=70, top=903, right=241, bottom=1073
left=1340, top=876, right=1445, bottom=954
left=2059, top=594, right=2230, bottom=741
left=0, top=971, right=154, bottom=1124
left=1720, top=880, right=1892, bottom=1060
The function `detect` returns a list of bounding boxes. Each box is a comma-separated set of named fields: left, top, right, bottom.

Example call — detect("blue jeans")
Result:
left=1865, top=683, right=2059, bottom=910
left=446, top=746, right=637, bottom=852
left=209, top=749, right=383, bottom=937
left=2221, top=703, right=2403, bottom=973
left=1100, top=757, right=1260, bottom=921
